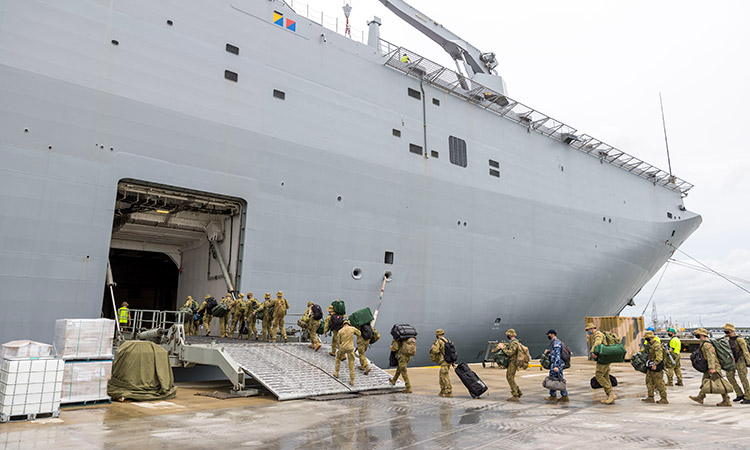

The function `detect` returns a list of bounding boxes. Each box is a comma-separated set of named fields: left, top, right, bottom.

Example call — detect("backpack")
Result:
left=205, top=297, right=218, bottom=312
left=443, top=338, right=458, bottom=364
left=316, top=321, right=325, bottom=335
left=691, top=342, right=709, bottom=373
left=240, top=320, right=249, bottom=336
left=401, top=337, right=417, bottom=357
left=330, top=314, right=344, bottom=331
left=332, top=299, right=346, bottom=315
left=514, top=341, right=531, bottom=370
left=560, top=341, right=572, bottom=364
left=391, top=324, right=418, bottom=341
left=710, top=338, right=736, bottom=372
left=311, top=304, right=323, bottom=321
left=603, top=331, right=620, bottom=346
left=370, top=328, right=380, bottom=345
left=360, top=323, right=373, bottom=341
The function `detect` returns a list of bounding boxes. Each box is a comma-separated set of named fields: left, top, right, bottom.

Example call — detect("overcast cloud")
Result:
left=304, top=0, right=750, bottom=326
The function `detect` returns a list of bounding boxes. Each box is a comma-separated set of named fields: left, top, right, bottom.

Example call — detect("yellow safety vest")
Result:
left=669, top=336, right=681, bottom=354
left=118, top=307, right=129, bottom=324
left=400, top=55, right=408, bottom=63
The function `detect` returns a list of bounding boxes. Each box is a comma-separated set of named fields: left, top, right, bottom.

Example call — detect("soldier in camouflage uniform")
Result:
left=642, top=330, right=668, bottom=404
left=333, top=321, right=362, bottom=386
left=389, top=337, right=415, bottom=393
left=495, top=328, right=522, bottom=401
left=270, top=291, right=289, bottom=343
left=181, top=296, right=199, bottom=336
left=219, top=294, right=232, bottom=338
left=356, top=327, right=371, bottom=375
left=324, top=305, right=346, bottom=356
left=259, top=293, right=275, bottom=341
left=430, top=329, right=452, bottom=397
left=302, top=302, right=322, bottom=351
left=586, top=322, right=616, bottom=404
left=229, top=293, right=246, bottom=338
left=197, top=294, right=214, bottom=336
left=245, top=292, right=259, bottom=340
left=690, top=327, right=732, bottom=407
left=723, top=323, right=750, bottom=404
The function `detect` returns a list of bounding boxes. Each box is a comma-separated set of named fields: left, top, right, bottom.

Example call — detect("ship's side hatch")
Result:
left=103, top=180, right=245, bottom=319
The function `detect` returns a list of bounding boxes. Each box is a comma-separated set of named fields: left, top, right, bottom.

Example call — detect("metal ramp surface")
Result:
left=186, top=337, right=403, bottom=401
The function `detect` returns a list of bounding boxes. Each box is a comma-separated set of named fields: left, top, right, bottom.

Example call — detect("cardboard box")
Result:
left=0, top=341, right=52, bottom=359
left=54, top=319, right=115, bottom=360
left=61, top=360, right=112, bottom=404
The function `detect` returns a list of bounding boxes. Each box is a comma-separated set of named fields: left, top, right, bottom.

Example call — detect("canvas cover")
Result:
left=107, top=341, right=177, bottom=401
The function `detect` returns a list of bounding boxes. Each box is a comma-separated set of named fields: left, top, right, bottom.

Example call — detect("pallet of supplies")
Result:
left=0, top=340, right=52, bottom=359
left=54, top=319, right=115, bottom=360
left=0, top=357, right=63, bottom=421
left=61, top=360, right=112, bottom=405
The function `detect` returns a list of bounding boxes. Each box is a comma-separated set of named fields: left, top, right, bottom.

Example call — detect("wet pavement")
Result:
left=2, top=357, right=750, bottom=449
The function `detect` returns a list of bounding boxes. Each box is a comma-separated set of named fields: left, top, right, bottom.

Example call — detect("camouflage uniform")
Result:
left=181, top=297, right=199, bottom=336
left=324, top=307, right=346, bottom=356
left=726, top=328, right=750, bottom=400
left=270, top=292, right=289, bottom=343
left=302, top=303, right=321, bottom=349
left=259, top=294, right=275, bottom=341
left=430, top=330, right=452, bottom=397
left=499, top=335, right=522, bottom=399
left=334, top=323, right=362, bottom=386
left=588, top=325, right=616, bottom=404
left=229, top=294, right=247, bottom=338
left=389, top=339, right=413, bottom=393
left=643, top=332, right=668, bottom=403
left=219, top=296, right=231, bottom=338
left=690, top=328, right=731, bottom=406
left=356, top=332, right=370, bottom=374
left=245, top=294, right=259, bottom=340
left=197, top=296, right=213, bottom=336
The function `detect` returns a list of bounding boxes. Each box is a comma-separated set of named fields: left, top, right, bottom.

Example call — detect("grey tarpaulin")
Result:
left=107, top=341, right=177, bottom=401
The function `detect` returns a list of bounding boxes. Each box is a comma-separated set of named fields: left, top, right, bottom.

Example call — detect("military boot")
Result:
left=689, top=395, right=704, bottom=404
left=641, top=397, right=655, bottom=403
left=716, top=401, right=733, bottom=407
left=667, top=382, right=674, bottom=386
left=363, top=366, right=370, bottom=375
left=557, top=396, right=570, bottom=402
left=601, top=393, right=617, bottom=404
left=389, top=377, right=396, bottom=386
left=676, top=381, right=684, bottom=386
left=444, top=393, right=453, bottom=398
left=544, top=396, right=557, bottom=402
left=403, top=387, right=412, bottom=394
left=657, top=398, right=669, bottom=404
left=506, top=396, right=520, bottom=402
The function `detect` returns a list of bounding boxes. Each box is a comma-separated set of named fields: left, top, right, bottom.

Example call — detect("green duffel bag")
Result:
left=211, top=303, right=230, bottom=318
left=332, top=299, right=346, bottom=315
left=493, top=351, right=510, bottom=368
left=348, top=307, right=373, bottom=328
left=710, top=338, right=736, bottom=372
left=631, top=351, right=649, bottom=373
left=593, top=343, right=626, bottom=364
left=540, top=352, right=571, bottom=370
left=317, top=321, right=325, bottom=335
left=180, top=307, right=194, bottom=323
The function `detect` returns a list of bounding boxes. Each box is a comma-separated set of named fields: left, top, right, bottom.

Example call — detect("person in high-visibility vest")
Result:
left=118, top=302, right=131, bottom=329
left=665, top=327, right=683, bottom=386
left=400, top=53, right=410, bottom=63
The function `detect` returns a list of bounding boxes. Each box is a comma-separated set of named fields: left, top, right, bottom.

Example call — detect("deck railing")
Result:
left=382, top=46, right=694, bottom=196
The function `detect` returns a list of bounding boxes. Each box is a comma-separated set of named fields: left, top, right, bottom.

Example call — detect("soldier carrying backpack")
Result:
left=689, top=328, right=733, bottom=407
left=586, top=322, right=617, bottom=405
left=429, top=329, right=456, bottom=398
left=389, top=323, right=417, bottom=393
left=494, top=328, right=525, bottom=402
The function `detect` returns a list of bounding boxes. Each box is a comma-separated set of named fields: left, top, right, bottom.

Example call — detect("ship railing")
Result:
left=125, top=309, right=186, bottom=339
left=382, top=46, right=694, bottom=196
left=284, top=0, right=367, bottom=44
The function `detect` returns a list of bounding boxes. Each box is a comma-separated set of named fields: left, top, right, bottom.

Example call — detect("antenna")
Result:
left=659, top=93, right=673, bottom=177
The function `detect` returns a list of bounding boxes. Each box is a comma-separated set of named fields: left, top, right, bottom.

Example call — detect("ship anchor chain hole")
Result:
left=352, top=268, right=362, bottom=280
left=384, top=271, right=393, bottom=282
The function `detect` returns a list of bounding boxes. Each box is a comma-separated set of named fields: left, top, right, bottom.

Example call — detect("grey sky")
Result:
left=305, top=0, right=750, bottom=326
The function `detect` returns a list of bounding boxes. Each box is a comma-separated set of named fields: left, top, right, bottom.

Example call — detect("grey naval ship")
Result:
left=0, top=0, right=700, bottom=366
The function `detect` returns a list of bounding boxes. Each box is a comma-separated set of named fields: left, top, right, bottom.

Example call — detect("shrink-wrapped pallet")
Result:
left=61, top=360, right=112, bottom=404
left=0, top=340, right=53, bottom=359
left=54, top=319, right=115, bottom=360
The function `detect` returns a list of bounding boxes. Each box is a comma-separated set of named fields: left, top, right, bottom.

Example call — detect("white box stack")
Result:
left=54, top=319, right=116, bottom=360
left=61, top=360, right=112, bottom=404
left=54, top=319, right=115, bottom=405
left=0, top=340, right=53, bottom=359
left=0, top=357, right=63, bottom=421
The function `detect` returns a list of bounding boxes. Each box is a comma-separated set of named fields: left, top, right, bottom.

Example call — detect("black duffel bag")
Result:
left=590, top=375, right=618, bottom=389
left=389, top=350, right=399, bottom=367
left=391, top=323, right=418, bottom=341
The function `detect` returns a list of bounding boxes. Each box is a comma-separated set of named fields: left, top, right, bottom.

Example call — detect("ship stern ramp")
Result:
left=181, top=337, right=402, bottom=400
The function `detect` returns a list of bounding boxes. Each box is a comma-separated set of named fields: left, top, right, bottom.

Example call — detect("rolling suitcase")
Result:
left=455, top=363, right=488, bottom=398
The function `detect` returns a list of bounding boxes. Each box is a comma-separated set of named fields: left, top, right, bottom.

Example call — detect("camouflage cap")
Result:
left=187, top=296, right=193, bottom=300
left=264, top=293, right=271, bottom=299
left=585, top=322, right=596, bottom=330
left=644, top=330, right=655, bottom=338
left=723, top=323, right=736, bottom=331
left=667, top=328, right=676, bottom=334
left=307, top=301, right=314, bottom=306
left=247, top=292, right=253, bottom=297
left=435, top=329, right=444, bottom=336
left=277, top=291, right=283, bottom=296
left=327, top=305, right=334, bottom=312
left=205, top=294, right=211, bottom=299
left=695, top=327, right=709, bottom=337
left=506, top=328, right=517, bottom=337
left=238, top=293, right=245, bottom=298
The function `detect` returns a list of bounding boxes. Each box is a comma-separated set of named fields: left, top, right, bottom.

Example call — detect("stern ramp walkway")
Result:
left=181, top=337, right=402, bottom=401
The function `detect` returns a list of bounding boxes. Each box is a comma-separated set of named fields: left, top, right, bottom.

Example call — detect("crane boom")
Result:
left=377, top=0, right=498, bottom=77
